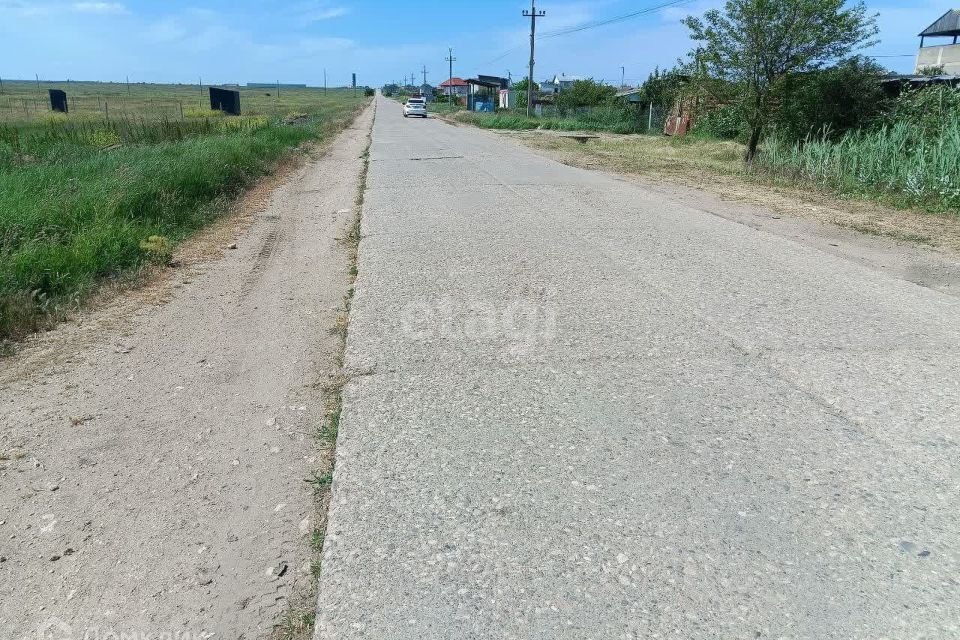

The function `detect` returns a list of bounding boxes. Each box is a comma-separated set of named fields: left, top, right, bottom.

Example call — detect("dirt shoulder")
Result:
left=480, top=126, right=960, bottom=296
left=0, top=104, right=375, bottom=639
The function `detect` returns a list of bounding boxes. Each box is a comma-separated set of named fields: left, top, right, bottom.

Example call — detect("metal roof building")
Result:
left=917, top=9, right=960, bottom=73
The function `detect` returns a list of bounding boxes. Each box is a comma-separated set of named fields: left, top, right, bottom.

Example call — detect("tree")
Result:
left=771, top=56, right=886, bottom=141
left=512, top=78, right=539, bottom=109
left=683, top=0, right=878, bottom=161
left=555, top=79, right=617, bottom=113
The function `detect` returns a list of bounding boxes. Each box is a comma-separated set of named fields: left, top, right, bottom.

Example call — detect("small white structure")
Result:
left=498, top=89, right=518, bottom=109
left=917, top=9, right=960, bottom=74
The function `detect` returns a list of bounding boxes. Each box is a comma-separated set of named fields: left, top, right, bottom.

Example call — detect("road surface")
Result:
left=315, top=94, right=960, bottom=639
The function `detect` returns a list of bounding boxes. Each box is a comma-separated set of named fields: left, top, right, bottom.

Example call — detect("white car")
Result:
left=403, top=98, right=428, bottom=118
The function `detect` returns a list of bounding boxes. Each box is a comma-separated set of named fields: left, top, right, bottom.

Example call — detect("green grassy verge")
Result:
left=452, top=108, right=651, bottom=134
left=758, top=113, right=960, bottom=213
left=0, top=87, right=368, bottom=342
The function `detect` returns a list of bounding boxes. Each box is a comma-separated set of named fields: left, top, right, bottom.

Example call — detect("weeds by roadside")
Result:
left=272, top=104, right=373, bottom=640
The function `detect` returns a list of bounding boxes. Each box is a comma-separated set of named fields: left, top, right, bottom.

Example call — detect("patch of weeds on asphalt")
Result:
left=318, top=408, right=340, bottom=442
left=271, top=610, right=317, bottom=640
left=306, top=468, right=334, bottom=493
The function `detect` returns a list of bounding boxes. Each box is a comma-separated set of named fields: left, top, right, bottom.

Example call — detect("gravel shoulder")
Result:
left=0, top=104, right=374, bottom=639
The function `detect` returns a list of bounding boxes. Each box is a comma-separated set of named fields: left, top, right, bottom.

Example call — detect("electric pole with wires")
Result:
left=523, top=0, right=545, bottom=117
left=422, top=65, right=429, bottom=88
left=445, top=47, right=456, bottom=102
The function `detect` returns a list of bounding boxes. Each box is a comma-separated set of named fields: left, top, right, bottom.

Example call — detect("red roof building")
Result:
left=439, top=77, right=469, bottom=96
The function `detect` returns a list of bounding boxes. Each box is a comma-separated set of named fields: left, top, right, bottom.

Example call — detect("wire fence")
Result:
left=0, top=95, right=201, bottom=122
left=496, top=102, right=670, bottom=134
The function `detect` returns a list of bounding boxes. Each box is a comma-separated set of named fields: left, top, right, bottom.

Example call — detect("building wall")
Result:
left=916, top=43, right=960, bottom=74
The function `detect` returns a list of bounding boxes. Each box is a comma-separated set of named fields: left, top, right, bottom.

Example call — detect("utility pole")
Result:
left=126, top=75, right=131, bottom=94
left=35, top=73, right=41, bottom=96
left=620, top=66, right=625, bottom=89
left=523, top=0, right=545, bottom=117
left=421, top=65, right=428, bottom=87
left=324, top=68, right=327, bottom=94
left=277, top=80, right=281, bottom=99
left=445, top=47, right=456, bottom=102
left=0, top=74, right=4, bottom=95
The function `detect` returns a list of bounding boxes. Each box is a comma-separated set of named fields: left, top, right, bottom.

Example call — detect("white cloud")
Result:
left=72, top=1, right=128, bottom=14
left=291, top=1, right=349, bottom=23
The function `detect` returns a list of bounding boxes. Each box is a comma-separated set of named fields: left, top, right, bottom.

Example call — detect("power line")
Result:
left=482, top=0, right=694, bottom=67
left=445, top=47, right=457, bottom=99
left=538, top=0, right=692, bottom=40
left=523, top=0, right=546, bottom=117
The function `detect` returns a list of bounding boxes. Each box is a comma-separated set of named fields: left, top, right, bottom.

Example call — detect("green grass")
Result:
left=306, top=469, right=334, bottom=493
left=758, top=111, right=960, bottom=213
left=453, top=107, right=651, bottom=134
left=0, top=82, right=368, bottom=341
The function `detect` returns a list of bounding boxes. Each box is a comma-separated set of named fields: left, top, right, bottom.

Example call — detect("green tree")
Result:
left=684, top=0, right=878, bottom=161
left=556, top=79, right=617, bottom=113
left=771, top=56, right=886, bottom=141
left=512, top=79, right=539, bottom=109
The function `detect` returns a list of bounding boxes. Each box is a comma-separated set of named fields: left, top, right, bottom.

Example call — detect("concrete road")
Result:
left=315, top=95, right=960, bottom=639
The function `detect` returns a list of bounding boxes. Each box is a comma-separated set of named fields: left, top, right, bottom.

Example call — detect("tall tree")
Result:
left=684, top=0, right=877, bottom=161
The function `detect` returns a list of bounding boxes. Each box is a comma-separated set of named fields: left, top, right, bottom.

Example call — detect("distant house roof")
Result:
left=920, top=9, right=960, bottom=37
left=552, top=74, right=584, bottom=84
left=439, top=77, right=468, bottom=87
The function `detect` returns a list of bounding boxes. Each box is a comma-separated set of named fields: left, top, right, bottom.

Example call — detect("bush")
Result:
left=556, top=79, right=617, bottom=114
left=770, top=57, right=887, bottom=142
left=697, top=103, right=745, bottom=140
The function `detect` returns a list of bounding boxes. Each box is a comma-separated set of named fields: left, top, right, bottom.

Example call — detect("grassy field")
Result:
left=0, top=81, right=369, bottom=342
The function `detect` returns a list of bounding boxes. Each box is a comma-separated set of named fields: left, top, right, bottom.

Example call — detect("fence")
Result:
left=0, top=95, right=190, bottom=122
left=494, top=102, right=669, bottom=135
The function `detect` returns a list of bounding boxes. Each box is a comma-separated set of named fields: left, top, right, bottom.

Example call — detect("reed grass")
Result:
left=759, top=112, right=960, bottom=212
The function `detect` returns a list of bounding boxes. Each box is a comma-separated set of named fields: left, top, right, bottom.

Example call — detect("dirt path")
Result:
left=0, top=103, right=374, bottom=639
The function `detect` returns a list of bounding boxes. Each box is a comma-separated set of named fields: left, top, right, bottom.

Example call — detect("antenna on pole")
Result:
left=522, top=0, right=545, bottom=117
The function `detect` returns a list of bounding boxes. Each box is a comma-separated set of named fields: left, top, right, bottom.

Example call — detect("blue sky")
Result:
left=0, top=0, right=947, bottom=87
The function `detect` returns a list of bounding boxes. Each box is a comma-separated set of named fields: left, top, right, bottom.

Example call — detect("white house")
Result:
left=551, top=74, right=585, bottom=92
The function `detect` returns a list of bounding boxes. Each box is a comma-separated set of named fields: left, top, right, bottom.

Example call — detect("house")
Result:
left=615, top=88, right=645, bottom=104
left=540, top=81, right=559, bottom=95
left=419, top=84, right=435, bottom=102
left=439, top=77, right=469, bottom=97
left=917, top=9, right=960, bottom=74
left=551, top=74, right=584, bottom=92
